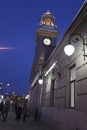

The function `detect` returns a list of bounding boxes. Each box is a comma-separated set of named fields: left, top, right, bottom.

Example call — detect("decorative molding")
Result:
left=35, top=29, right=58, bottom=43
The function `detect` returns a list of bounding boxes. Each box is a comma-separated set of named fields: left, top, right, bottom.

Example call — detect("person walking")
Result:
left=15, top=102, right=23, bottom=122
left=0, top=99, right=4, bottom=119
left=22, top=99, right=27, bottom=122
left=3, top=98, right=10, bottom=121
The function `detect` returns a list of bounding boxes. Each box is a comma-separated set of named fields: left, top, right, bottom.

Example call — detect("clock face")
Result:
left=43, top=38, right=51, bottom=46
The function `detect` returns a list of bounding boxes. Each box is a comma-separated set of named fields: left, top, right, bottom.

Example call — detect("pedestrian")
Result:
left=3, top=98, right=10, bottom=121
left=22, top=99, right=27, bottom=122
left=0, top=100, right=4, bottom=119
left=16, top=102, right=23, bottom=122
left=34, top=108, right=40, bottom=121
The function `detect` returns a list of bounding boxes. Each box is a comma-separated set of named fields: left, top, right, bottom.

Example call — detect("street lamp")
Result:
left=64, top=44, right=75, bottom=56
left=38, top=76, right=43, bottom=85
left=64, top=33, right=87, bottom=60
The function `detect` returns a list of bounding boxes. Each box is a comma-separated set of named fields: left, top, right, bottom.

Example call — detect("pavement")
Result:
left=0, top=109, right=52, bottom=130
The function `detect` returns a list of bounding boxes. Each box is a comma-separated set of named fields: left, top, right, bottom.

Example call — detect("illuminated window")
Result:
left=51, top=20, right=54, bottom=26
left=46, top=18, right=50, bottom=25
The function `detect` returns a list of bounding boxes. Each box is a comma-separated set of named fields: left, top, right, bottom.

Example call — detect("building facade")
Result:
left=29, top=1, right=87, bottom=130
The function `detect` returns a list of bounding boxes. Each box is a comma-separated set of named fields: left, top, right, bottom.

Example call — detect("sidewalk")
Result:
left=0, top=110, right=52, bottom=130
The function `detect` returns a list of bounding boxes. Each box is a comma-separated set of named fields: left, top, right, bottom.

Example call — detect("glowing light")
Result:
left=38, top=79, right=43, bottom=84
left=1, top=95, right=4, bottom=99
left=64, top=44, right=75, bottom=56
left=44, top=62, right=57, bottom=76
left=0, top=82, right=3, bottom=85
left=0, top=47, right=15, bottom=50
left=25, top=95, right=30, bottom=99
left=6, top=83, right=10, bottom=86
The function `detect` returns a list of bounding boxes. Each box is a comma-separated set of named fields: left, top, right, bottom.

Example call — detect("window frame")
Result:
left=69, top=65, right=76, bottom=109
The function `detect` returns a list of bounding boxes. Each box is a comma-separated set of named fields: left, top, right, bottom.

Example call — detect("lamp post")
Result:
left=38, top=74, right=44, bottom=119
left=38, top=75, right=44, bottom=105
left=64, top=33, right=87, bottom=60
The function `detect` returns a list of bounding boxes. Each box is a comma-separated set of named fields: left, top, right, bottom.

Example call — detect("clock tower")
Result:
left=34, top=10, right=58, bottom=61
left=30, top=10, right=58, bottom=83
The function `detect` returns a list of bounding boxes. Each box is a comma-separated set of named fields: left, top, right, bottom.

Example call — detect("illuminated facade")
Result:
left=29, top=1, right=87, bottom=130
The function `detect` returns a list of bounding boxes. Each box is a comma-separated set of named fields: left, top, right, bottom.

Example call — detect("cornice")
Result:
left=34, top=29, right=58, bottom=43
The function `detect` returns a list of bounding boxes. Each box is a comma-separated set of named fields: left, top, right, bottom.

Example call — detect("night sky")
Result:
left=0, top=0, right=85, bottom=96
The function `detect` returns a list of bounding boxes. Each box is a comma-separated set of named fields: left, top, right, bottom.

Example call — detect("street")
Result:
left=0, top=110, right=51, bottom=130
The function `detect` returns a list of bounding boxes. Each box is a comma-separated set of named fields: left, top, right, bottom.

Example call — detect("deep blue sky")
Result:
left=0, top=0, right=85, bottom=96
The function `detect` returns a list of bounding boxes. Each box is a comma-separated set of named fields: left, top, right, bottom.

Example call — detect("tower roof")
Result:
left=40, top=10, right=55, bottom=27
